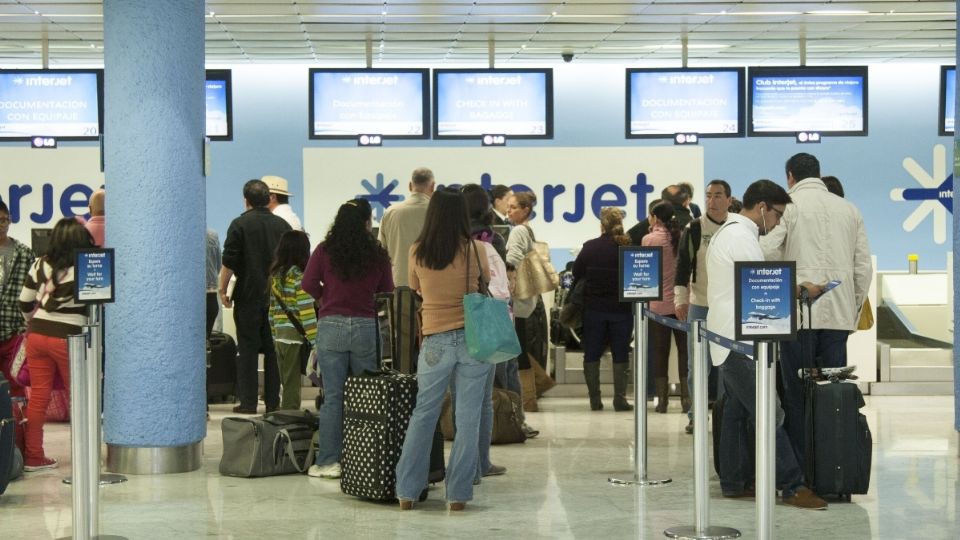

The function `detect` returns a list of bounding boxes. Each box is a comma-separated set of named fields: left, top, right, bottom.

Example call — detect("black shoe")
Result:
left=589, top=396, right=604, bottom=411
left=613, top=398, right=634, bottom=412
left=232, top=405, right=257, bottom=414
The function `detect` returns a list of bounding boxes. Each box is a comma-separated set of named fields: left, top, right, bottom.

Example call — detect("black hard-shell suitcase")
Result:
left=378, top=287, right=419, bottom=374
left=207, top=331, right=237, bottom=403
left=1, top=376, right=15, bottom=495
left=803, top=375, right=872, bottom=500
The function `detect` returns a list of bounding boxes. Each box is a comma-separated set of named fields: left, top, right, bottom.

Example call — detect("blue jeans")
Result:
left=452, top=363, right=496, bottom=483
left=718, top=351, right=803, bottom=498
left=395, top=329, right=493, bottom=504
left=314, top=315, right=379, bottom=467
left=779, top=329, right=848, bottom=467
left=494, top=357, right=521, bottom=396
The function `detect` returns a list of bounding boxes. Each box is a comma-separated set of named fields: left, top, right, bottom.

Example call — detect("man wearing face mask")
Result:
left=706, top=179, right=827, bottom=510
left=760, top=153, right=872, bottom=466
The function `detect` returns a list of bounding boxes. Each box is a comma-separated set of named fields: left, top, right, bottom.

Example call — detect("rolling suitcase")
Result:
left=207, top=331, right=237, bottom=403
left=380, top=287, right=419, bottom=374
left=803, top=370, right=872, bottom=500
left=340, top=369, right=418, bottom=500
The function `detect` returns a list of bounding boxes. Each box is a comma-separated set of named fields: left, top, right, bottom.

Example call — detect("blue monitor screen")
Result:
left=940, top=66, right=955, bottom=135
left=433, top=69, right=553, bottom=138
left=205, top=70, right=232, bottom=140
left=0, top=69, right=102, bottom=140
left=748, top=66, right=868, bottom=136
left=309, top=69, right=428, bottom=139
left=627, top=68, right=744, bottom=138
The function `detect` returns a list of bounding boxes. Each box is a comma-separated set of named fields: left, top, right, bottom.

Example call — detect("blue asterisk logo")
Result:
left=358, top=172, right=404, bottom=221
left=890, top=144, right=953, bottom=244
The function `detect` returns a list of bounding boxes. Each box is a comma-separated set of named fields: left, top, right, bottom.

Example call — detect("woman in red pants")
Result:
left=19, top=218, right=93, bottom=471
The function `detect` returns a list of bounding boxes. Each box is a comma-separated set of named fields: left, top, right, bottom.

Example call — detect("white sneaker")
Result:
left=308, top=462, right=341, bottom=479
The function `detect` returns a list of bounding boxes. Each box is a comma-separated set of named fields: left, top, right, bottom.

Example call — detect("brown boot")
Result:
left=519, top=368, right=538, bottom=412
left=680, top=379, right=691, bottom=414
left=529, top=355, right=556, bottom=398
left=654, top=377, right=669, bottom=413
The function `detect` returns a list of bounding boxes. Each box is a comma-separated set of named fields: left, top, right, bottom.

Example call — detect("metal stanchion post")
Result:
left=755, top=342, right=776, bottom=540
left=609, top=302, right=671, bottom=486
left=64, top=306, right=128, bottom=488
left=67, top=332, right=91, bottom=540
left=665, top=320, right=740, bottom=540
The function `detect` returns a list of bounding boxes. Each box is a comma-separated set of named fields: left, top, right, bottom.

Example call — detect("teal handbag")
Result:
left=463, top=241, right=522, bottom=364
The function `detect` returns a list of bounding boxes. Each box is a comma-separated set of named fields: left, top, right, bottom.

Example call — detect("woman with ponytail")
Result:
left=642, top=201, right=689, bottom=413
left=302, top=198, right=394, bottom=479
left=571, top=207, right=634, bottom=411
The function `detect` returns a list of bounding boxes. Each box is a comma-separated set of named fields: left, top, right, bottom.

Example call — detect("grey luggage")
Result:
left=1, top=376, right=14, bottom=494
left=219, top=409, right=316, bottom=478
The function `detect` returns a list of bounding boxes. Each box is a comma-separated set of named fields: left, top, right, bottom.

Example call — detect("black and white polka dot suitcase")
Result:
left=340, top=369, right=418, bottom=500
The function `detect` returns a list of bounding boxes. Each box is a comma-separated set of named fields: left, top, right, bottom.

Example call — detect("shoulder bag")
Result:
left=513, top=225, right=559, bottom=300
left=271, top=280, right=314, bottom=375
left=463, top=241, right=522, bottom=364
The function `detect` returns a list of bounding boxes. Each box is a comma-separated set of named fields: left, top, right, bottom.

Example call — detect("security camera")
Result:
left=562, top=52, right=574, bottom=63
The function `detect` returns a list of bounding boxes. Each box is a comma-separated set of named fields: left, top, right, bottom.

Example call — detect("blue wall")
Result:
left=3, top=62, right=951, bottom=271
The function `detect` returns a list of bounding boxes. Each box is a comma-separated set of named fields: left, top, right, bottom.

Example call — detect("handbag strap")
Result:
left=270, top=277, right=310, bottom=343
left=464, top=239, right=491, bottom=297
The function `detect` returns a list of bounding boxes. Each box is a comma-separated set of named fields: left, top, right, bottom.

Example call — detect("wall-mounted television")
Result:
left=433, top=68, right=553, bottom=139
left=939, top=66, right=955, bottom=136
left=309, top=68, right=429, bottom=139
left=205, top=70, right=233, bottom=141
left=748, top=66, right=868, bottom=137
left=626, top=67, right=744, bottom=138
left=0, top=68, right=103, bottom=140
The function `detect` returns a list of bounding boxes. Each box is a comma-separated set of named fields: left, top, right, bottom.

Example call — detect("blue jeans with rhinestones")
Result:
left=313, top=315, right=379, bottom=467
left=395, top=328, right=492, bottom=504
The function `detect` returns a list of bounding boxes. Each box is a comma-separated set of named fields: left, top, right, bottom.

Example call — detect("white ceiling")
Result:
left=0, top=1, right=956, bottom=66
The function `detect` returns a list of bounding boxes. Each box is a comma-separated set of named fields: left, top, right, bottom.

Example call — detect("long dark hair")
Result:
left=324, top=198, right=389, bottom=281
left=461, top=183, right=493, bottom=227
left=46, top=218, right=94, bottom=283
left=651, top=201, right=681, bottom=254
left=269, top=230, right=311, bottom=277
left=414, top=190, right=471, bottom=270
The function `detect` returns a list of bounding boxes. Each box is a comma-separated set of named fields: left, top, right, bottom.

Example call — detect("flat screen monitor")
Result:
left=433, top=68, right=553, bottom=139
left=748, top=66, right=868, bottom=136
left=939, top=66, right=955, bottom=136
left=626, top=67, right=745, bottom=138
left=309, top=68, right=429, bottom=139
left=205, top=70, right=233, bottom=141
left=0, top=69, right=103, bottom=140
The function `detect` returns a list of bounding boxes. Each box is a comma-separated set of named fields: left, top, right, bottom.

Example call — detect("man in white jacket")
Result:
left=760, top=152, right=873, bottom=464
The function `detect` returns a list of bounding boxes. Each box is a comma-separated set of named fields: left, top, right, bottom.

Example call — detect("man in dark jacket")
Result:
left=219, top=179, right=291, bottom=414
left=627, top=184, right=693, bottom=245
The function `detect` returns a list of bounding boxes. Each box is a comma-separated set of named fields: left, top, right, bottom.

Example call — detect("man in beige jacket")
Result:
left=378, top=167, right=435, bottom=287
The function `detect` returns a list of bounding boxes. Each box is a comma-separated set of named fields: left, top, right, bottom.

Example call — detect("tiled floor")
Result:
left=1, top=394, right=957, bottom=539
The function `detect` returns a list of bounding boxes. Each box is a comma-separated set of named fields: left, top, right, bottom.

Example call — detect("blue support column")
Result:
left=102, top=1, right=206, bottom=473
left=954, top=1, right=959, bottom=434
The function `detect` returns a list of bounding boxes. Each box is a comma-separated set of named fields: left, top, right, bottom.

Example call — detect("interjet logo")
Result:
left=357, top=170, right=656, bottom=223
left=890, top=144, right=953, bottom=245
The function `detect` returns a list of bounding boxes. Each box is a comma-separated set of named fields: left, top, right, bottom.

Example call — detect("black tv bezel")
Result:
left=205, top=69, right=233, bottom=141
left=747, top=65, right=869, bottom=137
left=939, top=65, right=955, bottom=137
left=625, top=67, right=745, bottom=139
left=0, top=68, right=104, bottom=141
left=308, top=68, right=430, bottom=140
left=432, top=68, right=554, bottom=140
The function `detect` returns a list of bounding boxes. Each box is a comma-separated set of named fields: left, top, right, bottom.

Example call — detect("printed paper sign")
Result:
left=735, top=261, right=796, bottom=341
left=619, top=246, right=662, bottom=302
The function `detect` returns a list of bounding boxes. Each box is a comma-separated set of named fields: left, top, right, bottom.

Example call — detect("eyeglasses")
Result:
left=769, top=206, right=784, bottom=219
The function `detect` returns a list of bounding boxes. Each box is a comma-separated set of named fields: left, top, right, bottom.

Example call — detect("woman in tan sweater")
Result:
left=394, top=189, right=491, bottom=512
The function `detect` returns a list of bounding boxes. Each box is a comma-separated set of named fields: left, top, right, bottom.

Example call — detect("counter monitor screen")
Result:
left=0, top=69, right=103, bottom=140
left=433, top=69, right=553, bottom=139
left=626, top=67, right=744, bottom=138
left=309, top=68, right=429, bottom=139
left=206, top=70, right=233, bottom=141
left=939, top=66, right=955, bottom=136
left=748, top=66, right=868, bottom=137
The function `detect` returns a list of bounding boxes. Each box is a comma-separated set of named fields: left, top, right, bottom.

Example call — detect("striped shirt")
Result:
left=269, top=266, right=318, bottom=344
left=19, top=258, right=87, bottom=338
